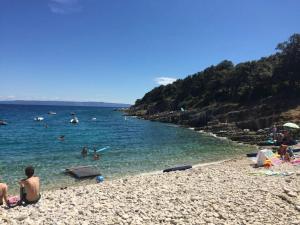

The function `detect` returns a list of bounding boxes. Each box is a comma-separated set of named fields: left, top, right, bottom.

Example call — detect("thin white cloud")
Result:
left=51, top=0, right=78, bottom=3
left=48, top=0, right=81, bottom=14
left=0, top=95, right=16, bottom=100
left=155, top=77, right=177, bottom=86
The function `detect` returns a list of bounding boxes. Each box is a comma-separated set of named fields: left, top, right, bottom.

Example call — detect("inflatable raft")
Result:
left=163, top=165, right=192, bottom=173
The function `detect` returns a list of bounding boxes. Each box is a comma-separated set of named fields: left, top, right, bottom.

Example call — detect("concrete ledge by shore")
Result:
left=1, top=157, right=300, bottom=225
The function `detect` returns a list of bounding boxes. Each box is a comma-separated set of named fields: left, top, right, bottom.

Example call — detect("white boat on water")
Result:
left=48, top=111, right=57, bottom=115
left=0, top=120, right=8, bottom=125
left=70, top=117, right=79, bottom=124
left=91, top=117, right=97, bottom=121
left=34, top=117, right=44, bottom=121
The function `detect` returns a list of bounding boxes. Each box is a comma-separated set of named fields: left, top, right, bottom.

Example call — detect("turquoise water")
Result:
left=0, top=104, right=253, bottom=193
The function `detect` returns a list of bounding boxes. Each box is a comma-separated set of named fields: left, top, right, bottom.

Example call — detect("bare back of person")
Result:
left=19, top=166, right=41, bottom=204
left=0, top=183, right=8, bottom=205
left=23, top=177, right=40, bottom=202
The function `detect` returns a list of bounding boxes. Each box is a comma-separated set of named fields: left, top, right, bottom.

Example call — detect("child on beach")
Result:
left=278, top=144, right=288, bottom=159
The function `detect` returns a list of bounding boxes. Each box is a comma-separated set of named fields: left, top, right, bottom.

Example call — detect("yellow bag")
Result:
left=264, top=159, right=272, bottom=168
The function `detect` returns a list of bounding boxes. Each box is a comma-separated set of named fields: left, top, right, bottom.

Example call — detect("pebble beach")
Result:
left=1, top=157, right=300, bottom=225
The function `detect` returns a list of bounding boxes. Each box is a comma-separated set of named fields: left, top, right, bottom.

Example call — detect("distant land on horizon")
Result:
left=0, top=100, right=131, bottom=108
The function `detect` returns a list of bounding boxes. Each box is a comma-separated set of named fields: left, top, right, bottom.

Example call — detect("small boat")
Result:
left=70, top=117, right=79, bottom=124
left=91, top=117, right=97, bottom=121
left=34, top=117, right=44, bottom=121
left=48, top=111, right=57, bottom=115
left=0, top=120, right=8, bottom=125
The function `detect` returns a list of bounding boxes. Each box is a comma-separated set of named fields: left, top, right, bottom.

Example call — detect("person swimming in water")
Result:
left=81, top=146, right=88, bottom=157
left=93, top=148, right=100, bottom=160
left=58, top=135, right=65, bottom=141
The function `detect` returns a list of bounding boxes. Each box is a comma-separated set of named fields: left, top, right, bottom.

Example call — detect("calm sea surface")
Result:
left=0, top=104, right=253, bottom=193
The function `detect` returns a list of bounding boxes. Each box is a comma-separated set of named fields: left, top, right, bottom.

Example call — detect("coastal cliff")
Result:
left=126, top=34, right=300, bottom=144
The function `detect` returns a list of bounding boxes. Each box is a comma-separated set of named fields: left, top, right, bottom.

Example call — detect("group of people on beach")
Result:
left=270, top=125, right=297, bottom=161
left=81, top=146, right=100, bottom=160
left=266, top=125, right=299, bottom=162
left=0, top=166, right=40, bottom=208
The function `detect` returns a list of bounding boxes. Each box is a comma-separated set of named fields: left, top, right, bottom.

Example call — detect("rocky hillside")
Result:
left=127, top=34, right=300, bottom=144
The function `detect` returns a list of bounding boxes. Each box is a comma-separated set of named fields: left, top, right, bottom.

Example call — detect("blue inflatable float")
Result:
left=96, top=175, right=104, bottom=183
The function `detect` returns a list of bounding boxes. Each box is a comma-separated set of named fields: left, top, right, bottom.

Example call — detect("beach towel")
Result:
left=249, top=170, right=294, bottom=176
left=291, top=159, right=300, bottom=165
left=7, top=196, right=20, bottom=207
left=264, top=150, right=282, bottom=166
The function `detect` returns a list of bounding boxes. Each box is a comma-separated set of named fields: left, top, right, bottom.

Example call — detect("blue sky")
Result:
left=0, top=0, right=299, bottom=104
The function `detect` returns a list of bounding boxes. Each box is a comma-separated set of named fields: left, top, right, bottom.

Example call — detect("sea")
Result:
left=0, top=104, right=254, bottom=193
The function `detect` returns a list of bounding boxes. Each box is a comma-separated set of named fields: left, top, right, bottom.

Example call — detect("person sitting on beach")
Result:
left=18, top=166, right=41, bottom=205
left=282, top=130, right=296, bottom=145
left=275, top=132, right=284, bottom=145
left=93, top=149, right=100, bottom=160
left=81, top=146, right=88, bottom=157
left=0, top=182, right=9, bottom=206
left=284, top=147, right=295, bottom=162
left=278, top=144, right=288, bottom=159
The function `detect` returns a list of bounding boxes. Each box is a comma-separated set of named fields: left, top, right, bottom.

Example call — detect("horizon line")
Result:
left=0, top=99, right=131, bottom=105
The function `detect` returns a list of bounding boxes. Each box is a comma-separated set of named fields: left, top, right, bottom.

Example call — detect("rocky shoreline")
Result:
left=123, top=98, right=300, bottom=146
left=122, top=109, right=269, bottom=145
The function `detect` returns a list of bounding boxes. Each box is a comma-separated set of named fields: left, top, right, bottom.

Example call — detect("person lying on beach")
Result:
left=0, top=182, right=9, bottom=206
left=18, top=166, right=41, bottom=205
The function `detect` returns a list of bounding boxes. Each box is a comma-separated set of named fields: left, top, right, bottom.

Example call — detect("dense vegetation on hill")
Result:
left=132, top=34, right=300, bottom=115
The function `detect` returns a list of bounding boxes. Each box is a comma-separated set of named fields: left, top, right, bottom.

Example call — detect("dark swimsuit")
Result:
left=20, top=187, right=41, bottom=205
left=24, top=194, right=41, bottom=205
